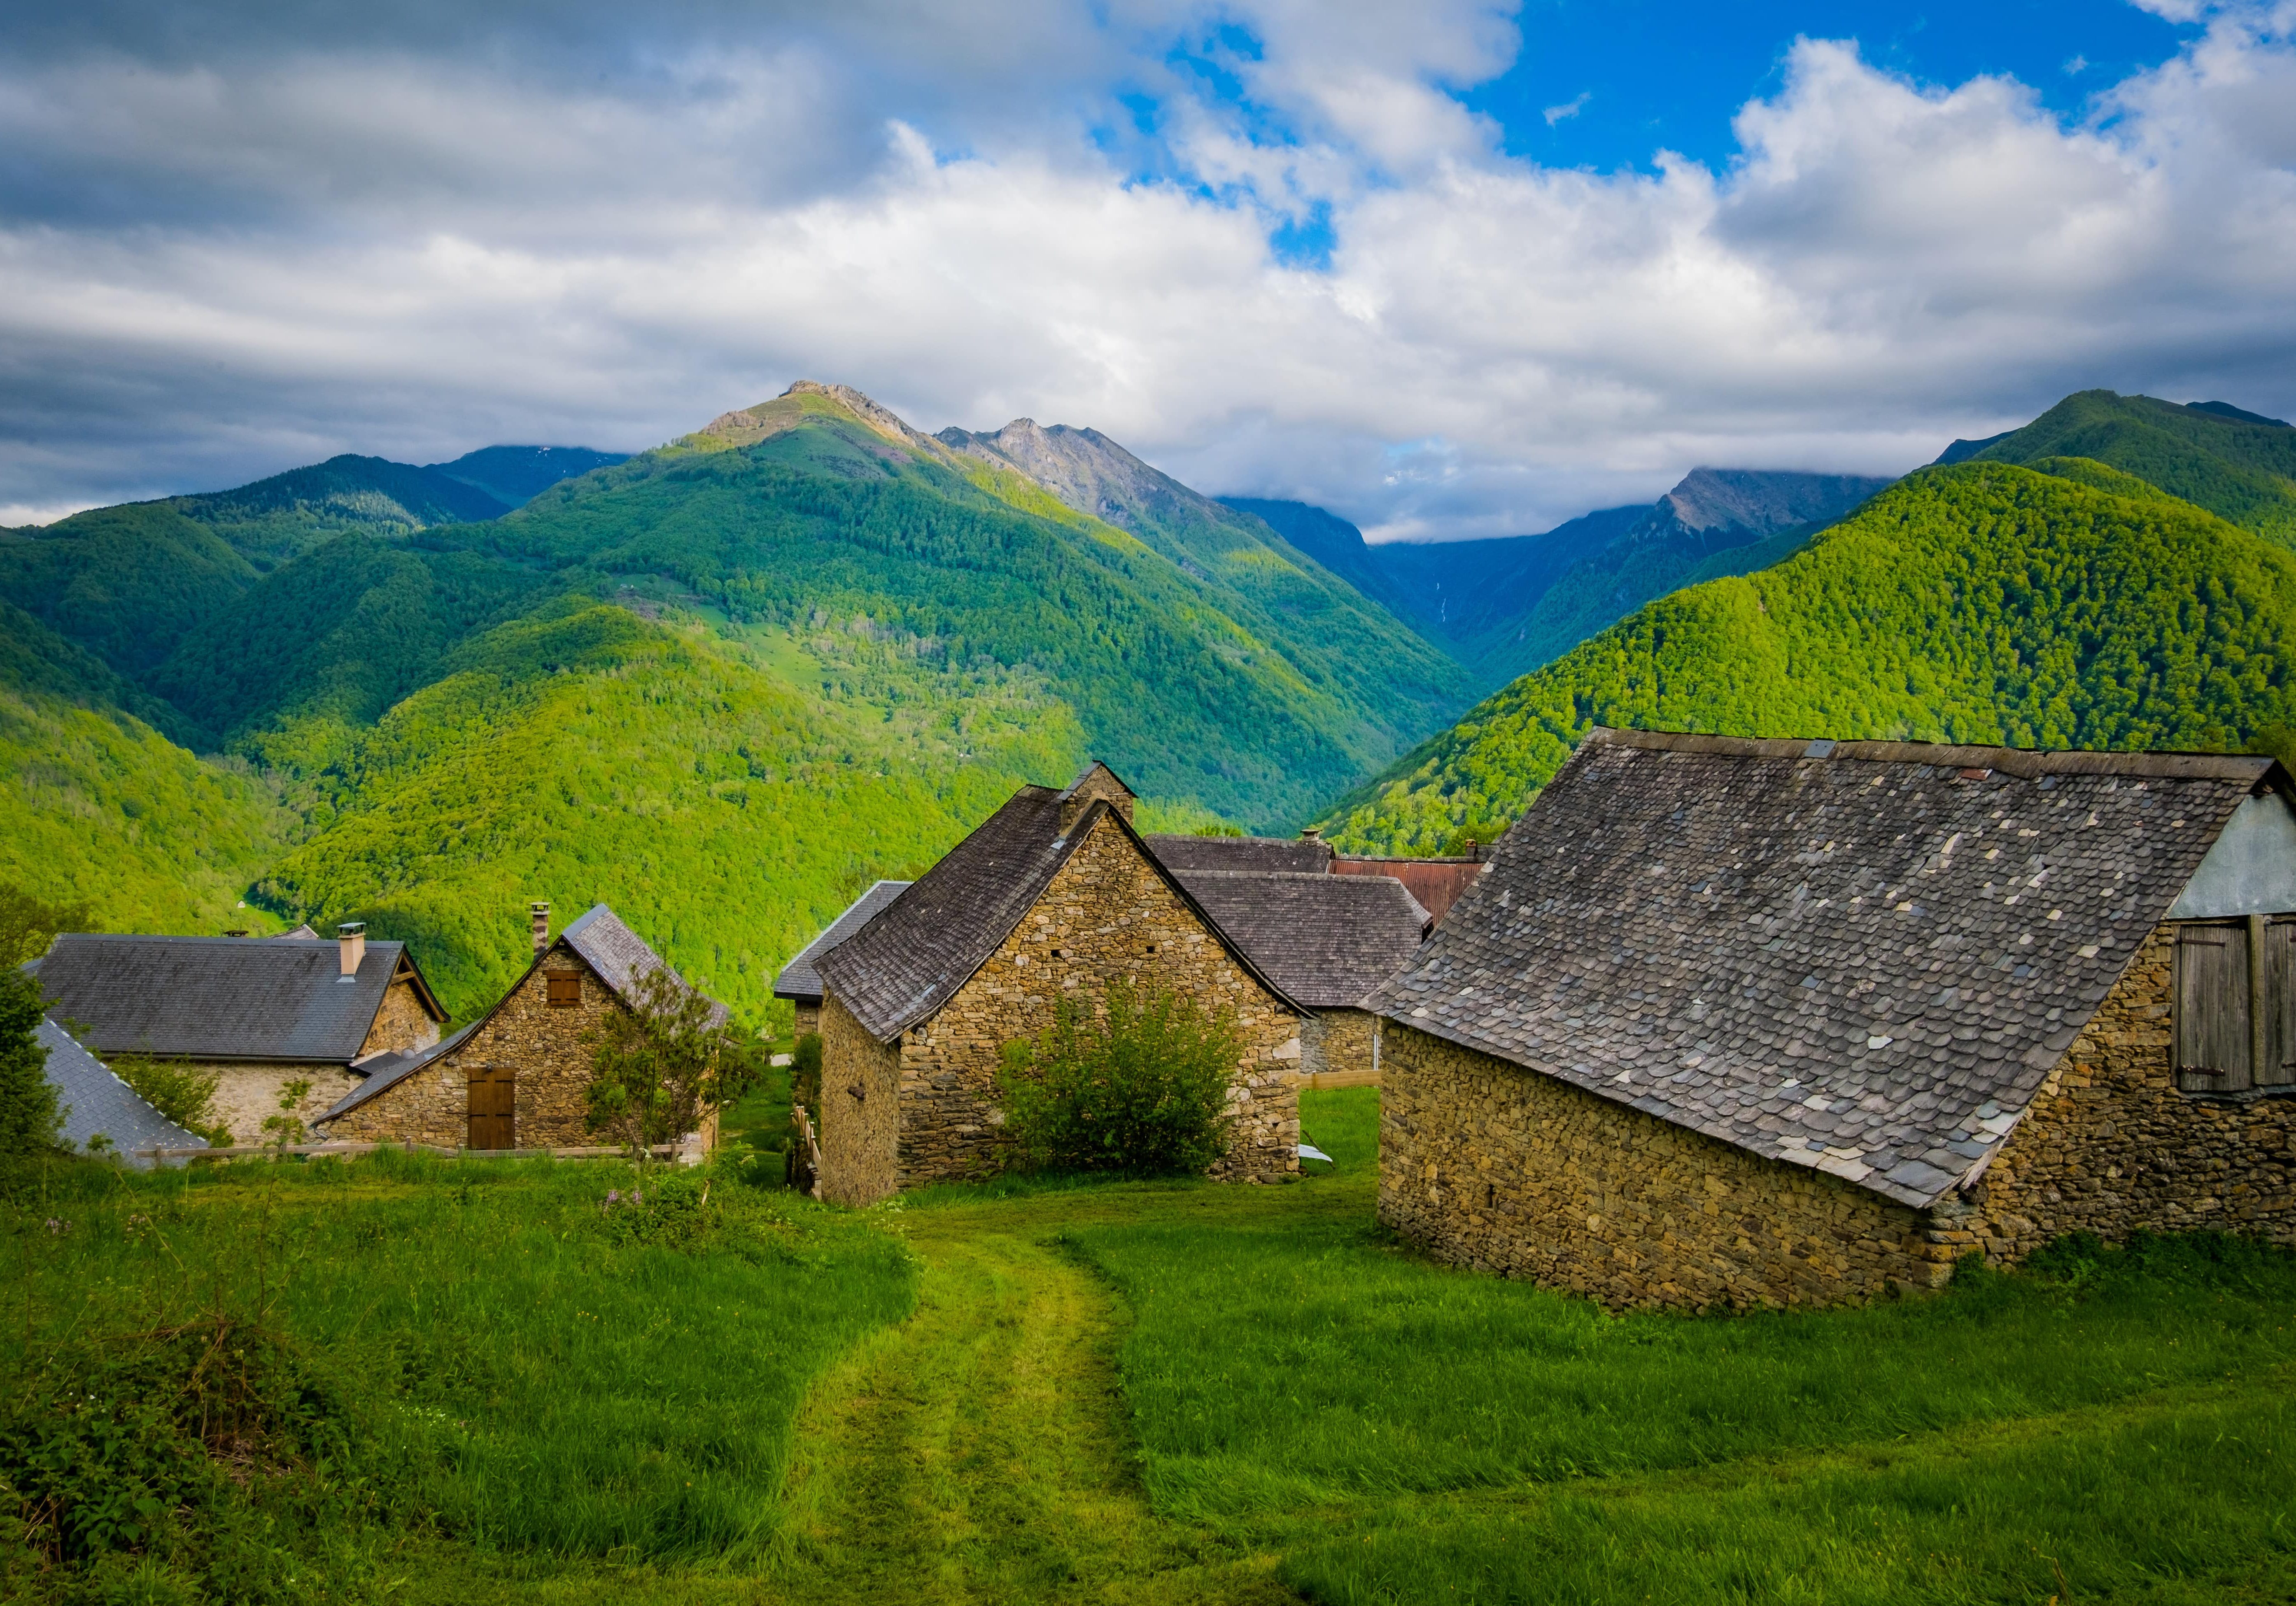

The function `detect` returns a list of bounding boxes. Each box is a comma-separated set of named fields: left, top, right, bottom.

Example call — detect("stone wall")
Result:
left=1944, top=922, right=2296, bottom=1258
left=817, top=991, right=902, bottom=1206
left=1304, top=1008, right=1378, bottom=1081
left=1378, top=1024, right=1957, bottom=1312
left=819, top=810, right=1302, bottom=1204
left=793, top=1002, right=820, bottom=1037
left=209, top=1063, right=363, bottom=1144
left=361, top=974, right=442, bottom=1056
left=321, top=948, right=629, bottom=1149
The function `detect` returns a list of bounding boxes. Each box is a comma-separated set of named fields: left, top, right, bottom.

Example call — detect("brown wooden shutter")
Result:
left=2175, top=922, right=2251, bottom=1092
left=546, top=973, right=581, bottom=1008
left=467, top=1066, right=516, bottom=1150
left=2263, top=917, right=2296, bottom=1088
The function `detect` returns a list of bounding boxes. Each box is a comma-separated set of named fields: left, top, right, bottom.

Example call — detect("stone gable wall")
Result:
left=820, top=811, right=1303, bottom=1203
left=361, top=975, right=442, bottom=1057
left=209, top=1064, right=364, bottom=1145
left=1940, top=922, right=2296, bottom=1258
left=321, top=948, right=628, bottom=1149
left=818, top=991, right=902, bottom=1206
left=1304, top=1008, right=1378, bottom=1081
left=1378, top=1024, right=1957, bottom=1312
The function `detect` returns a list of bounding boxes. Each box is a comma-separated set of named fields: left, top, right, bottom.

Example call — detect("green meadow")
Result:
left=5, top=1091, right=2292, bottom=1604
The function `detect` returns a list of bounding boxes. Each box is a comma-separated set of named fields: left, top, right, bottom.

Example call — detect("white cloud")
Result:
left=1543, top=90, right=1591, bottom=125
left=0, top=0, right=2292, bottom=541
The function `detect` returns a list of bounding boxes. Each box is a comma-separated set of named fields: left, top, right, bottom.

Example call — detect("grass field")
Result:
left=4, top=1091, right=2292, bottom=1604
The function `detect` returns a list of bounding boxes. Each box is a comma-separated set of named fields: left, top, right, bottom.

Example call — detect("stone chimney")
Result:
left=1057, top=761, right=1135, bottom=833
left=530, top=902, right=550, bottom=957
left=336, top=922, right=366, bottom=979
left=1299, top=828, right=1321, bottom=842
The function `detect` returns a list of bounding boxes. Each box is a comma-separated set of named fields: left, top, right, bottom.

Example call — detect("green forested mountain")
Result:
left=1324, top=458, right=2296, bottom=854
left=1942, top=390, right=2296, bottom=544
left=0, top=383, right=1461, bottom=1022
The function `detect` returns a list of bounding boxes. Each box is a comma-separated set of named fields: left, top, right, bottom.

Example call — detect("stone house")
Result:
left=28, top=927, right=445, bottom=1142
left=1165, top=868, right=1429, bottom=1085
left=316, top=902, right=727, bottom=1151
left=1370, top=727, right=2296, bottom=1313
left=810, top=763, right=1308, bottom=1205
left=774, top=880, right=911, bottom=1037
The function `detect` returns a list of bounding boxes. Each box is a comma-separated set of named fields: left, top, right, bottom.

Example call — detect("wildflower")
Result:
left=44, top=1218, right=68, bottom=1236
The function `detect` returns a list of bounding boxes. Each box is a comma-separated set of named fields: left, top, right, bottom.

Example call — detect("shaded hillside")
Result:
left=429, top=445, right=629, bottom=508
left=1323, top=461, right=2296, bottom=854
left=1947, top=390, right=2296, bottom=543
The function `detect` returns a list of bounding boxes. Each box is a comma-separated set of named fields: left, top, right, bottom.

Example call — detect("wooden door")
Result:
left=467, top=1066, right=516, bottom=1151
left=2175, top=922, right=2249, bottom=1092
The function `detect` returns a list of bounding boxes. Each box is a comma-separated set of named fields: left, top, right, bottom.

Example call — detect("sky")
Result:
left=1, top=0, right=2291, bottom=540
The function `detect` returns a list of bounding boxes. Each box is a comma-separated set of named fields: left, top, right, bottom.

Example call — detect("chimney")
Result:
left=337, top=922, right=366, bottom=978
left=1299, top=828, right=1321, bottom=842
left=530, top=901, right=550, bottom=957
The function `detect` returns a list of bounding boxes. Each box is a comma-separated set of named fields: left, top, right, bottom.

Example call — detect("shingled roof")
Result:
left=560, top=904, right=729, bottom=1029
left=313, top=1022, right=480, bottom=1125
left=774, top=881, right=912, bottom=1005
left=39, top=1018, right=211, bottom=1164
left=816, top=774, right=1305, bottom=1043
left=1369, top=727, right=2286, bottom=1209
left=1146, top=834, right=1333, bottom=875
left=26, top=935, right=441, bottom=1063
left=1175, top=871, right=1429, bottom=1007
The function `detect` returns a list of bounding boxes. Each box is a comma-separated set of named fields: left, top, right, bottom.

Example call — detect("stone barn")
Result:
left=810, top=762, right=1308, bottom=1205
left=774, top=880, right=911, bottom=1037
left=1371, top=727, right=2296, bottom=1312
left=316, top=902, right=726, bottom=1151
left=28, top=927, right=445, bottom=1143
left=1164, top=867, right=1428, bottom=1085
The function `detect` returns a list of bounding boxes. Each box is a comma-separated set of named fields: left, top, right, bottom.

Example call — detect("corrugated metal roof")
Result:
left=38, top=1018, right=209, bottom=1165
left=774, top=881, right=912, bottom=1004
left=1370, top=727, right=2275, bottom=1209
left=27, top=935, right=437, bottom=1062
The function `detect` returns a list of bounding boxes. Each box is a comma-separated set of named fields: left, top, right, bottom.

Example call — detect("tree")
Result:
left=994, top=980, right=1240, bottom=1176
left=106, top=1055, right=231, bottom=1147
left=0, top=885, right=93, bottom=969
left=0, top=966, right=63, bottom=1159
left=586, top=967, right=752, bottom=1170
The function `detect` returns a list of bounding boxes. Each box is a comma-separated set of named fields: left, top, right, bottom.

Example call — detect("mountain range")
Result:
left=5, top=382, right=2293, bottom=1030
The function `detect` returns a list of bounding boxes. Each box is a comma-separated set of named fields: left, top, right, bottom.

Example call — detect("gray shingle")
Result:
left=1368, top=727, right=2275, bottom=1209
left=1146, top=834, right=1333, bottom=875
left=774, top=881, right=913, bottom=1004
left=39, top=1018, right=210, bottom=1164
left=27, top=936, right=436, bottom=1062
left=1175, top=871, right=1427, bottom=1006
left=560, top=904, right=729, bottom=1029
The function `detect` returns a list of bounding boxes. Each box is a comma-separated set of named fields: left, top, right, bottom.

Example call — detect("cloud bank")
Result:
left=1, top=0, right=2291, bottom=537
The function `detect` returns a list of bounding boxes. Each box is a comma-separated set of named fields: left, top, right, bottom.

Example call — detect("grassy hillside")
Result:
left=254, top=602, right=1082, bottom=1021
left=0, top=686, right=293, bottom=934
left=1324, top=460, right=2296, bottom=853
left=1966, top=390, right=2296, bottom=544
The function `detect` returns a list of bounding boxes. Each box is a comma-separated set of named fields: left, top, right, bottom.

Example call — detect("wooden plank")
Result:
left=2265, top=917, right=2296, bottom=1087
left=2176, top=922, right=2251, bottom=1092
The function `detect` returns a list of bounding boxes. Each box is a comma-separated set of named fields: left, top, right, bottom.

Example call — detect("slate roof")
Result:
left=26, top=936, right=440, bottom=1063
left=313, top=1023, right=480, bottom=1125
left=817, top=780, right=1306, bottom=1043
left=1175, top=871, right=1429, bottom=1007
left=39, top=1018, right=210, bottom=1165
left=1368, top=727, right=2282, bottom=1209
left=1146, top=834, right=1333, bottom=875
left=561, top=904, right=730, bottom=1029
left=774, top=882, right=913, bottom=1004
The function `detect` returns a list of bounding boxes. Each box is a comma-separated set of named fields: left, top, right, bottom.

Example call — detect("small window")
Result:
left=545, top=973, right=582, bottom=1008
left=2174, top=916, right=2296, bottom=1093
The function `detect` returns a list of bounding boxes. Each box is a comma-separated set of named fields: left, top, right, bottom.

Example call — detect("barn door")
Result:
left=467, top=1066, right=517, bottom=1150
left=2264, top=917, right=2296, bottom=1089
left=2175, top=923, right=2249, bottom=1092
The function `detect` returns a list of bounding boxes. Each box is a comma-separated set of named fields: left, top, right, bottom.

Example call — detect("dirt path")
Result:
left=775, top=1209, right=1301, bottom=1605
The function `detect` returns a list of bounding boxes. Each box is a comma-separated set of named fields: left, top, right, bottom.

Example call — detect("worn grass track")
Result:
left=775, top=1202, right=1301, bottom=1605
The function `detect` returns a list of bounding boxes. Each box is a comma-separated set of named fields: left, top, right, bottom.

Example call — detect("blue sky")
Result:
left=0, top=0, right=2290, bottom=538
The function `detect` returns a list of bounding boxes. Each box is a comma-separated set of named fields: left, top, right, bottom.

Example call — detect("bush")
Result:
left=790, top=1032, right=822, bottom=1112
left=994, top=981, right=1239, bottom=1176
left=106, top=1057, right=231, bottom=1148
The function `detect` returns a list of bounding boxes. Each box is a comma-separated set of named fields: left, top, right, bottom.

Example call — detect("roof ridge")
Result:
left=1590, top=726, right=2277, bottom=781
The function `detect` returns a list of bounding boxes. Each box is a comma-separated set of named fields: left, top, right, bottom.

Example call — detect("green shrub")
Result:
left=790, top=1032, right=823, bottom=1113
left=994, top=981, right=1239, bottom=1176
left=103, top=1057, right=229, bottom=1148
left=0, top=967, right=62, bottom=1161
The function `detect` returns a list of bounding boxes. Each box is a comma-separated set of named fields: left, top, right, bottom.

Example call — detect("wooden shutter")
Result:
left=2263, top=917, right=2296, bottom=1088
left=2175, top=923, right=2251, bottom=1092
left=467, top=1066, right=516, bottom=1150
left=546, top=973, right=581, bottom=1008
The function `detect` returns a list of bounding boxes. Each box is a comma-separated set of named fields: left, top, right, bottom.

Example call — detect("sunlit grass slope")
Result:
left=1322, top=460, right=2296, bottom=853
